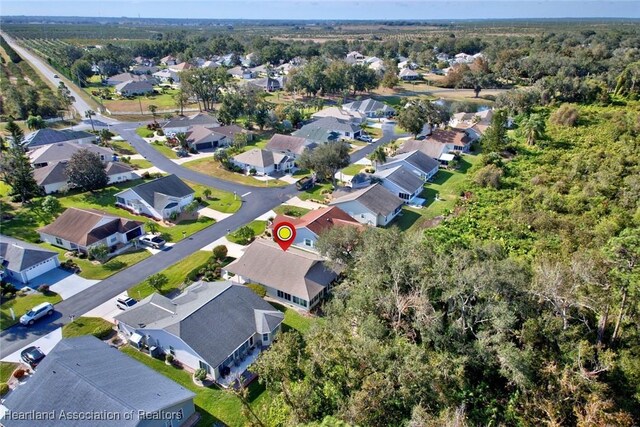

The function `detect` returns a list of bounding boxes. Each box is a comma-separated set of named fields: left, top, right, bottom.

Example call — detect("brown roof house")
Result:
left=39, top=208, right=144, bottom=254
left=270, top=206, right=362, bottom=252
left=224, top=239, right=340, bottom=310
left=265, top=134, right=318, bottom=159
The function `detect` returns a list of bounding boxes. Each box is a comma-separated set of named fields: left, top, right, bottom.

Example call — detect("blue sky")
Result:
left=2, top=1, right=639, bottom=20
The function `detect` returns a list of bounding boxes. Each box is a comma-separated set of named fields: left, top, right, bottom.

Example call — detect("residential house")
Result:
left=22, top=129, right=96, bottom=150
left=130, top=65, right=159, bottom=75
left=33, top=160, right=137, bottom=194
left=185, top=125, right=229, bottom=151
left=270, top=206, right=362, bottom=251
left=115, top=174, right=195, bottom=220
left=29, top=142, right=115, bottom=168
left=265, top=134, right=317, bottom=159
left=342, top=98, right=395, bottom=118
left=209, top=124, right=252, bottom=142
left=435, top=52, right=450, bottom=62
left=345, top=51, right=365, bottom=64
left=450, top=109, right=493, bottom=141
left=249, top=76, right=285, bottom=92
left=168, top=62, right=193, bottom=73
left=329, top=183, right=404, bottom=226
left=227, top=66, right=255, bottom=79
left=133, top=56, right=154, bottom=66
left=162, top=112, right=220, bottom=135
left=115, top=80, right=155, bottom=96
left=105, top=72, right=156, bottom=86
left=427, top=128, right=474, bottom=153
left=114, top=281, right=284, bottom=384
left=201, top=60, right=220, bottom=68
left=231, top=149, right=294, bottom=176
left=368, top=59, right=386, bottom=73
left=153, top=69, right=181, bottom=84
left=160, top=55, right=177, bottom=66
left=396, top=139, right=455, bottom=165
left=454, top=52, right=474, bottom=64
left=225, top=239, right=340, bottom=310
left=39, top=207, right=144, bottom=254
left=377, top=149, right=440, bottom=181
left=293, top=117, right=362, bottom=142
left=398, top=60, right=418, bottom=70
left=399, top=68, right=420, bottom=81
left=250, top=64, right=269, bottom=77
left=373, top=165, right=424, bottom=203
left=0, top=336, right=196, bottom=427
left=311, top=106, right=366, bottom=124
left=0, top=239, right=59, bottom=284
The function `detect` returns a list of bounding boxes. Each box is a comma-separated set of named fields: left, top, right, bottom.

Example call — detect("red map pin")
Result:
left=273, top=222, right=296, bottom=251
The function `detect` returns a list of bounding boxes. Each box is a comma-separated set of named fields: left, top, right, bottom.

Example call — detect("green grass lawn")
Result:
left=270, top=302, right=315, bottom=334
left=341, top=164, right=365, bottom=176
left=121, top=346, right=270, bottom=427
left=62, top=316, right=113, bottom=338
left=182, top=158, right=289, bottom=187
left=386, top=154, right=480, bottom=231
left=136, top=126, right=155, bottom=138
left=185, top=181, right=242, bottom=214
left=129, top=158, right=153, bottom=169
left=297, top=183, right=333, bottom=203
left=272, top=205, right=311, bottom=217
left=110, top=140, right=138, bottom=156
left=362, top=124, right=383, bottom=139
left=150, top=141, right=178, bottom=159
left=128, top=250, right=213, bottom=299
left=228, top=220, right=267, bottom=244
left=0, top=362, right=18, bottom=383
left=1, top=292, right=62, bottom=330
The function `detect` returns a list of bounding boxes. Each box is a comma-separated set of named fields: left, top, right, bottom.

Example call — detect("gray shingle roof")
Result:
left=373, top=165, right=424, bottom=193
left=34, top=161, right=134, bottom=187
left=29, top=142, right=114, bottom=165
left=300, top=116, right=361, bottom=134
left=115, top=282, right=283, bottom=369
left=232, top=149, right=289, bottom=168
left=23, top=129, right=95, bottom=149
left=343, top=98, right=394, bottom=115
left=383, top=150, right=440, bottom=176
left=266, top=134, right=317, bottom=156
left=396, top=139, right=447, bottom=160
left=119, top=174, right=194, bottom=211
left=225, top=239, right=339, bottom=301
left=115, top=80, right=154, bottom=94
left=330, top=183, right=404, bottom=217
left=162, top=113, right=219, bottom=130
left=1, top=336, right=194, bottom=427
left=0, top=241, right=57, bottom=272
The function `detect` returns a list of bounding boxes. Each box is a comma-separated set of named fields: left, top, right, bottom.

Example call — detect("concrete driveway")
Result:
left=84, top=291, right=129, bottom=323
left=2, top=328, right=62, bottom=364
left=22, top=268, right=99, bottom=300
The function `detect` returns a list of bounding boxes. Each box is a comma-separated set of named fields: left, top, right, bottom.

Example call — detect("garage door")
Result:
left=25, top=257, right=59, bottom=281
left=195, top=141, right=213, bottom=150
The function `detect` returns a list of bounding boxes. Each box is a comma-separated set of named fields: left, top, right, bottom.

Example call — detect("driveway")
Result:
left=1, top=328, right=62, bottom=364
left=28, top=269, right=100, bottom=300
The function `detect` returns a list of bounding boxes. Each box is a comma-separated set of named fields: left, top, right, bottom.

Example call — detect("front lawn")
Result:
left=227, top=220, right=267, bottom=245
left=122, top=346, right=271, bottom=427
left=150, top=141, right=178, bottom=159
left=0, top=362, right=18, bottom=383
left=297, top=182, right=333, bottom=203
left=272, top=205, right=311, bottom=217
left=341, top=164, right=365, bottom=176
left=136, top=126, right=155, bottom=138
left=185, top=181, right=241, bottom=214
left=110, top=140, right=137, bottom=155
left=129, top=158, right=153, bottom=169
left=182, top=158, right=289, bottom=187
left=1, top=292, right=62, bottom=330
left=62, top=316, right=113, bottom=338
left=128, top=250, right=213, bottom=299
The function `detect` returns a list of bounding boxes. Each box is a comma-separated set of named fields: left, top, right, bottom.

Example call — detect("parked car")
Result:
left=295, top=176, right=315, bottom=191
left=139, top=234, right=166, bottom=249
left=116, top=297, right=138, bottom=310
left=19, top=302, right=54, bottom=326
left=53, top=74, right=59, bottom=78
left=357, top=134, right=373, bottom=143
left=21, top=346, right=46, bottom=368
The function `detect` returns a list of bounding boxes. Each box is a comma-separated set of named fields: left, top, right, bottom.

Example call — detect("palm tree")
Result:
left=148, top=104, right=158, bottom=123
left=84, top=110, right=96, bottom=132
left=175, top=132, right=189, bottom=150
left=368, top=146, right=387, bottom=170
left=520, top=113, right=545, bottom=145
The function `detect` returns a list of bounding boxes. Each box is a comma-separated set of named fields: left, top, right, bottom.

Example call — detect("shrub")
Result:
left=212, top=245, right=228, bottom=260
left=156, top=129, right=164, bottom=136
left=165, top=353, right=174, bottom=363
left=1, top=282, right=17, bottom=296
left=550, top=104, right=579, bottom=127
left=193, top=368, right=207, bottom=381
left=13, top=369, right=26, bottom=379
left=249, top=168, right=257, bottom=175
left=0, top=383, right=8, bottom=396
left=231, top=226, right=255, bottom=245
left=92, top=324, right=113, bottom=340
left=37, top=284, right=50, bottom=294
left=247, top=283, right=267, bottom=298
left=474, top=164, right=504, bottom=189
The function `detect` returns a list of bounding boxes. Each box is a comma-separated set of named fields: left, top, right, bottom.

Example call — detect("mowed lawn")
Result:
left=61, top=316, right=113, bottom=338
left=150, top=141, right=178, bottom=159
left=128, top=250, right=213, bottom=299
left=1, top=292, right=62, bottom=330
left=386, top=154, right=480, bottom=231
left=227, top=220, right=267, bottom=244
left=182, top=158, right=289, bottom=187
left=185, top=180, right=242, bottom=213
left=0, top=361, right=18, bottom=383
left=101, top=88, right=199, bottom=114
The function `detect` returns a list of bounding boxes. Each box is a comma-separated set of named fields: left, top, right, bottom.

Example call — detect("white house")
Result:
left=265, top=134, right=318, bottom=160
left=33, top=161, right=137, bottom=194
left=231, top=148, right=294, bottom=176
left=342, top=98, right=395, bottom=118
left=153, top=69, right=181, bottom=83
left=162, top=112, right=220, bottom=135
left=115, top=281, right=284, bottom=384
left=115, top=174, right=195, bottom=220
left=0, top=239, right=60, bottom=284
left=115, top=80, right=154, bottom=96
left=22, top=129, right=96, bottom=150
left=377, top=149, right=440, bottom=181
left=373, top=165, right=424, bottom=204
left=329, top=183, right=404, bottom=227
left=38, top=208, right=144, bottom=254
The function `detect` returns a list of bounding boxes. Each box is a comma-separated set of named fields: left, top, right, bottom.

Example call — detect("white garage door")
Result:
left=25, top=257, right=59, bottom=281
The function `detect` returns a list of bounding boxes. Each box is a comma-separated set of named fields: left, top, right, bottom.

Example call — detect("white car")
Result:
left=139, top=234, right=166, bottom=249
left=20, top=302, right=54, bottom=326
left=357, top=134, right=373, bottom=143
